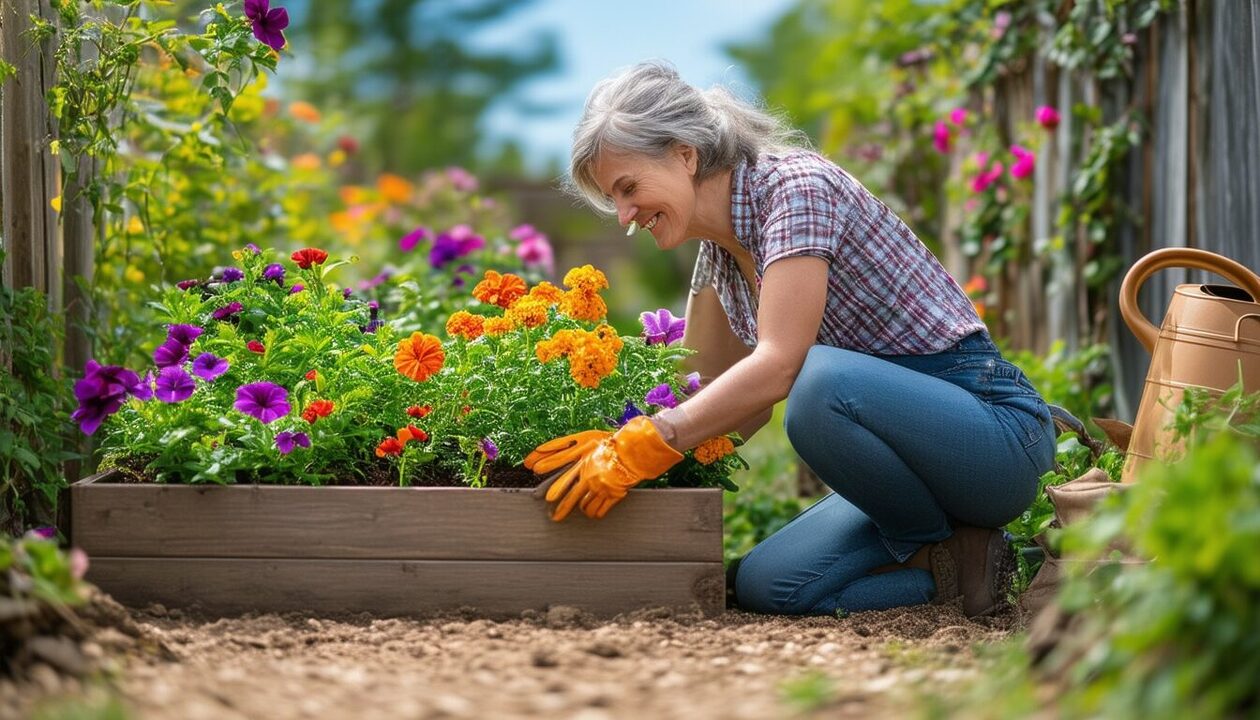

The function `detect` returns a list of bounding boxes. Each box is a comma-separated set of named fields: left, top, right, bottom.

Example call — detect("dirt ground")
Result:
left=4, top=595, right=1016, bottom=720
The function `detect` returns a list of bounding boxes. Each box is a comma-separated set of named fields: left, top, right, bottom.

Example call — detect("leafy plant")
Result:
left=0, top=257, right=78, bottom=533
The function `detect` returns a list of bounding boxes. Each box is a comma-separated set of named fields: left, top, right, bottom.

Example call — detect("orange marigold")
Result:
left=288, top=101, right=321, bottom=124
left=473, top=270, right=527, bottom=309
left=558, top=289, right=607, bottom=323
left=536, top=329, right=577, bottom=363
left=566, top=339, right=618, bottom=389
left=693, top=436, right=736, bottom=465
left=593, top=323, right=624, bottom=353
left=394, top=332, right=445, bottom=382
left=445, top=310, right=485, bottom=341
left=505, top=298, right=548, bottom=328
left=377, top=173, right=414, bottom=204
left=482, top=316, right=516, bottom=337
left=397, top=424, right=429, bottom=443
left=527, top=281, right=564, bottom=306
left=562, top=265, right=609, bottom=293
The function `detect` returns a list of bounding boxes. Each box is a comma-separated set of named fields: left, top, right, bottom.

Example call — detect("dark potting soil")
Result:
left=103, top=454, right=542, bottom=489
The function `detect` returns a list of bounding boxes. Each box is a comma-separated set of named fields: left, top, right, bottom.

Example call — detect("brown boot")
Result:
left=927, top=526, right=1015, bottom=618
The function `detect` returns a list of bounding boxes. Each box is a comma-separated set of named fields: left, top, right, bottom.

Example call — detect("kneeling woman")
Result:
left=526, top=61, right=1055, bottom=618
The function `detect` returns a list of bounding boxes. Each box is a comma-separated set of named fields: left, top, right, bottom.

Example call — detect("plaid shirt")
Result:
left=690, top=151, right=984, bottom=355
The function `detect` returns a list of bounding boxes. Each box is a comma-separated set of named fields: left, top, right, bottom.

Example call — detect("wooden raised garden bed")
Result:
left=71, top=471, right=725, bottom=618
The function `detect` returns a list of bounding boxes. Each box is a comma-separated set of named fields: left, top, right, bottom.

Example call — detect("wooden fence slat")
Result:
left=86, top=557, right=726, bottom=618
left=71, top=478, right=723, bottom=562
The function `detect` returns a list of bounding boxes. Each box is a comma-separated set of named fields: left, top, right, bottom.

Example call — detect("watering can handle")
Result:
left=1119, top=247, right=1260, bottom=352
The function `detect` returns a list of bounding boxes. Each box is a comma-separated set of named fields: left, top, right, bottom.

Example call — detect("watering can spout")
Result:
left=1118, top=248, right=1260, bottom=482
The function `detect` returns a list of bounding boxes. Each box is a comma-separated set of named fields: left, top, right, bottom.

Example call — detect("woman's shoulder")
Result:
left=746, top=150, right=857, bottom=200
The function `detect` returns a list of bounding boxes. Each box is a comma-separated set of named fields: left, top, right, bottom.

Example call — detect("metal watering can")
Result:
left=1118, top=247, right=1260, bottom=482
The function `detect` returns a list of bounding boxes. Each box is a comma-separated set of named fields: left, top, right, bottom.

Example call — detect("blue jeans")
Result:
left=734, top=331, right=1055, bottom=615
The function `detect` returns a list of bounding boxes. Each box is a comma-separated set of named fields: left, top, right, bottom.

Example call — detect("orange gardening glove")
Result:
left=525, top=416, right=683, bottom=521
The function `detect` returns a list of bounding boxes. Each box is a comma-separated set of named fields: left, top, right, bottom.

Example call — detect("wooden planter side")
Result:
left=71, top=472, right=727, bottom=617
left=71, top=472, right=722, bottom=562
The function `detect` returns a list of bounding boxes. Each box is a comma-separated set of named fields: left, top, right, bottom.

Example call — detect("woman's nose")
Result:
left=617, top=203, right=639, bottom=227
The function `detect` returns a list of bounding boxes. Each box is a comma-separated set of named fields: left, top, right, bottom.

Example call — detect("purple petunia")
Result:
left=289, top=284, right=304, bottom=294
left=398, top=226, right=431, bottom=253
left=262, top=263, right=286, bottom=283
left=275, top=431, right=311, bottom=455
left=244, top=0, right=288, bottom=51
left=342, top=287, right=353, bottom=299
left=71, top=360, right=149, bottom=435
left=132, top=371, right=155, bottom=402
left=235, top=382, right=290, bottom=424
left=155, top=366, right=196, bottom=403
left=617, top=401, right=645, bottom=427
left=153, top=339, right=189, bottom=368
left=176, top=279, right=201, bottom=291
left=683, top=372, right=702, bottom=395
left=641, top=308, right=686, bottom=345
left=192, top=353, right=230, bottom=382
left=212, top=302, right=243, bottom=321
left=645, top=383, right=678, bottom=409
left=167, top=324, right=203, bottom=347
left=428, top=225, right=484, bottom=269
left=244, top=243, right=261, bottom=255
left=221, top=267, right=244, bottom=283
left=480, top=438, right=499, bottom=462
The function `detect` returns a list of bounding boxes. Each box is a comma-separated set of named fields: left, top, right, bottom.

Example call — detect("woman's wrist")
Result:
left=648, top=410, right=683, bottom=451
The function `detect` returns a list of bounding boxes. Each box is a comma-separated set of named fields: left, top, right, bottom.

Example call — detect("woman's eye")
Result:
left=624, top=183, right=636, bottom=195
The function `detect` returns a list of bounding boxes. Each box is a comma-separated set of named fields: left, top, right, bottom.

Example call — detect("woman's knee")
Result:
left=733, top=545, right=817, bottom=615
left=784, top=346, right=861, bottom=449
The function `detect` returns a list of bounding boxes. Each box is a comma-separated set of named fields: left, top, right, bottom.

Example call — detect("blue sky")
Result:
left=469, top=0, right=796, bottom=173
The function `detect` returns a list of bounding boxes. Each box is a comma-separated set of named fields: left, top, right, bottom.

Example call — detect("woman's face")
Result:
left=591, top=145, right=697, bottom=252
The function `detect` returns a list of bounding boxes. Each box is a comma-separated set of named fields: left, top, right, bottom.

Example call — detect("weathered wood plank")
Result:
left=86, top=558, right=726, bottom=618
left=71, top=474, right=723, bottom=562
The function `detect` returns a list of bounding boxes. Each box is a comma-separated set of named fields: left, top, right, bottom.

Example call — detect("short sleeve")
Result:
left=758, top=161, right=855, bottom=268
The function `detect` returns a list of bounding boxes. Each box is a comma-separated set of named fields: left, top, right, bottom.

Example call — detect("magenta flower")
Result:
left=948, top=108, right=968, bottom=126
left=640, top=308, right=686, bottom=345
left=275, top=431, right=311, bottom=455
left=289, top=284, right=304, bottom=294
left=153, top=339, right=189, bottom=368
left=445, top=166, right=479, bottom=192
left=932, top=121, right=951, bottom=154
left=167, top=324, right=203, bottom=347
left=133, top=371, right=155, bottom=402
left=262, top=263, right=285, bottom=283
left=645, top=383, right=679, bottom=409
left=244, top=0, right=288, bottom=51
left=244, top=243, right=261, bottom=255
left=72, top=360, right=148, bottom=435
left=212, top=301, right=243, bottom=321
left=1035, top=105, right=1061, bottom=130
left=971, top=160, right=1005, bottom=193
left=221, top=267, right=244, bottom=283
left=235, top=382, right=290, bottom=423
left=428, top=225, right=485, bottom=269
left=176, top=279, right=201, bottom=291
left=683, top=372, right=702, bottom=395
left=155, top=366, right=196, bottom=403
left=192, top=353, right=229, bottom=382
left=517, top=237, right=555, bottom=276
left=399, top=226, right=431, bottom=253
left=1009, top=145, right=1035, bottom=180
left=24, top=526, right=56, bottom=540
left=479, top=438, right=499, bottom=461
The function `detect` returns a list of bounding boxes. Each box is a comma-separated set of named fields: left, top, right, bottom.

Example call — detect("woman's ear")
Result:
left=675, top=144, right=698, bottom=176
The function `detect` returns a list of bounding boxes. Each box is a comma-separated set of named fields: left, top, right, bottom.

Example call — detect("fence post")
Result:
left=0, top=0, right=59, bottom=296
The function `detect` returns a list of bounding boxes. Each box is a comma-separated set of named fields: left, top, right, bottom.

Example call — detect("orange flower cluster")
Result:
left=505, top=298, right=548, bottom=329
left=557, top=265, right=609, bottom=322
left=482, top=316, right=515, bottom=337
left=446, top=310, right=485, bottom=341
left=394, top=332, right=445, bottom=382
left=535, top=324, right=623, bottom=389
left=693, top=436, right=736, bottom=465
left=301, top=399, right=335, bottom=424
left=473, top=270, right=527, bottom=309
left=375, top=424, right=430, bottom=458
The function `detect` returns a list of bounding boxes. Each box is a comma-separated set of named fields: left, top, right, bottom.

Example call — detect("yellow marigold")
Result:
left=593, top=323, right=624, bottom=353
left=473, top=270, right=527, bottom=309
left=377, top=173, right=414, bottom=204
left=505, top=298, right=549, bottom=328
left=482, top=316, right=516, bottom=337
left=558, top=289, right=607, bottom=323
left=563, top=265, right=609, bottom=293
left=445, top=311, right=485, bottom=341
left=288, top=101, right=321, bottom=124
left=693, top=436, right=736, bottom=465
left=527, top=281, right=564, bottom=306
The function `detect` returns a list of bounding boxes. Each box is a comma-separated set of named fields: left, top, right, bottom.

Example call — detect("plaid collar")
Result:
left=729, top=158, right=755, bottom=252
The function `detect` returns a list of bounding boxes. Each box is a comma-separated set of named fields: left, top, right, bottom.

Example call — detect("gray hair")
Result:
left=566, top=60, right=810, bottom=213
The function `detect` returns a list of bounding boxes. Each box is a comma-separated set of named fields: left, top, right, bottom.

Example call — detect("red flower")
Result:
left=247, top=340, right=266, bottom=354
left=406, top=404, right=432, bottom=418
left=398, top=424, right=429, bottom=443
left=302, top=399, right=334, bottom=424
left=461, top=405, right=471, bottom=415
left=305, top=369, right=318, bottom=381
left=291, top=248, right=329, bottom=269
left=375, top=437, right=403, bottom=457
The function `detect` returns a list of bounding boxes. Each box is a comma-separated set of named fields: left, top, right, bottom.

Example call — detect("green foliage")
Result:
left=1006, top=340, right=1113, bottom=423
left=0, top=534, right=89, bottom=610
left=0, top=261, right=78, bottom=533
left=721, top=405, right=810, bottom=563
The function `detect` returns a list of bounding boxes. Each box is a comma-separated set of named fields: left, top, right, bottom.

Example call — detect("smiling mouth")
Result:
left=644, top=213, right=660, bottom=231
